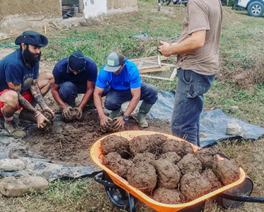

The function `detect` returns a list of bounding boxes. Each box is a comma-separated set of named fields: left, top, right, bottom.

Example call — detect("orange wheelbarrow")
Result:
left=91, top=131, right=258, bottom=212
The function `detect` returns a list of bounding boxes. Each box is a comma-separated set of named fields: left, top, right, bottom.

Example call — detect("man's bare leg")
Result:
left=19, top=72, right=54, bottom=122
left=1, top=90, right=26, bottom=138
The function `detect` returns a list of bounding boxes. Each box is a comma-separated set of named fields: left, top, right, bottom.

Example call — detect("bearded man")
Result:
left=0, top=31, right=55, bottom=138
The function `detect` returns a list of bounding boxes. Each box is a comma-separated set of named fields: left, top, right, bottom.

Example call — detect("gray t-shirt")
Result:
left=176, top=0, right=222, bottom=75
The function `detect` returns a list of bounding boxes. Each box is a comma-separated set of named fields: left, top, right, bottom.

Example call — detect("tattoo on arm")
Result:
left=18, top=93, right=37, bottom=113
left=30, top=82, right=48, bottom=109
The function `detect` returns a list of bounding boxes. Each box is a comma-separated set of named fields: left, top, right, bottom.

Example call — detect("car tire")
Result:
left=247, top=1, right=264, bottom=17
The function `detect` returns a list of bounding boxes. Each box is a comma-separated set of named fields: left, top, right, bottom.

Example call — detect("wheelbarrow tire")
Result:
left=103, top=172, right=137, bottom=211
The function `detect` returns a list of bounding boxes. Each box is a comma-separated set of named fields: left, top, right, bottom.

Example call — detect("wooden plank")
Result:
left=130, top=56, right=168, bottom=62
left=136, top=60, right=144, bottom=68
left=169, top=68, right=177, bottom=80
left=139, top=66, right=171, bottom=73
left=161, top=63, right=175, bottom=67
left=140, top=75, right=173, bottom=81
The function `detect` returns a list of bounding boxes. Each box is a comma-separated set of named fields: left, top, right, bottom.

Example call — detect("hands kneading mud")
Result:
left=100, top=118, right=124, bottom=133
left=42, top=110, right=55, bottom=131
left=62, top=107, right=83, bottom=122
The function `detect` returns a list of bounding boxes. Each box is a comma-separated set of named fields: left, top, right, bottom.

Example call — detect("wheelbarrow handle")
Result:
left=218, top=193, right=264, bottom=203
left=94, top=172, right=117, bottom=188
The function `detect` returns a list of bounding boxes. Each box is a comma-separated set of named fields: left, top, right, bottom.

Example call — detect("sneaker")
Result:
left=4, top=120, right=26, bottom=138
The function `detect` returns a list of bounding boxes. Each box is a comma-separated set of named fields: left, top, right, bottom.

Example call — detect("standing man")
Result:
left=94, top=52, right=158, bottom=129
left=0, top=31, right=55, bottom=138
left=158, top=0, right=222, bottom=146
left=51, top=50, right=97, bottom=120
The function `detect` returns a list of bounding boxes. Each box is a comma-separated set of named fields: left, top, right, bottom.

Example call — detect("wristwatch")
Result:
left=122, top=114, right=129, bottom=121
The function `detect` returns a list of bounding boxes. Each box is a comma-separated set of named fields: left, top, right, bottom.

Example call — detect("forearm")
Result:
left=30, top=84, right=48, bottom=109
left=94, top=94, right=105, bottom=118
left=78, top=89, right=93, bottom=111
left=18, top=93, right=38, bottom=115
left=123, top=97, right=140, bottom=116
left=51, top=89, right=67, bottom=108
left=169, top=36, right=204, bottom=55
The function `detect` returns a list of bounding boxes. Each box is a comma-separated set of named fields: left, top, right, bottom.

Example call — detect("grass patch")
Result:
left=1, top=1, right=264, bottom=212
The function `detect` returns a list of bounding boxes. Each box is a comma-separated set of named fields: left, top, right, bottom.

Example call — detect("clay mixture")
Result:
left=14, top=110, right=171, bottom=167
left=101, top=134, right=241, bottom=204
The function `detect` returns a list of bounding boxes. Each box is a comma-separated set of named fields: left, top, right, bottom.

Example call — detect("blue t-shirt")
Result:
left=0, top=49, right=39, bottom=93
left=96, top=60, right=141, bottom=90
left=53, top=57, right=98, bottom=85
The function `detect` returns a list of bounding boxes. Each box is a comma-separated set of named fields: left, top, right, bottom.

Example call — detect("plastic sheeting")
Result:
left=148, top=91, right=264, bottom=147
left=0, top=115, right=99, bottom=182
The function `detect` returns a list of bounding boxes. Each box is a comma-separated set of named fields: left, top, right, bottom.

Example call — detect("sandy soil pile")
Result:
left=101, top=134, right=241, bottom=204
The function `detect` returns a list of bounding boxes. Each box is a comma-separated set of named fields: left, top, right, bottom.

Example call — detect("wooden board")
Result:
left=130, top=56, right=176, bottom=81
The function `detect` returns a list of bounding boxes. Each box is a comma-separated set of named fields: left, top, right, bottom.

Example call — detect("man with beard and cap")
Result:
left=0, top=31, right=55, bottom=138
left=94, top=52, right=158, bottom=130
left=51, top=50, right=97, bottom=121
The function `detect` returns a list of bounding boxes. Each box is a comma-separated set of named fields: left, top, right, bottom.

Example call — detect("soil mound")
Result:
left=213, top=158, right=240, bottom=185
left=162, top=139, right=194, bottom=156
left=159, top=152, right=181, bottom=164
left=180, top=171, right=212, bottom=201
left=129, top=134, right=167, bottom=156
left=195, top=148, right=216, bottom=169
left=101, top=135, right=130, bottom=158
left=153, top=187, right=185, bottom=204
left=127, top=162, right=157, bottom=194
left=102, top=152, right=133, bottom=178
left=100, top=134, right=241, bottom=204
left=177, top=153, right=203, bottom=175
left=152, top=159, right=181, bottom=189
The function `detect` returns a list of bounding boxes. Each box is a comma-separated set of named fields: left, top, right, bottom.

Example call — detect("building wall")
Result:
left=83, top=0, right=107, bottom=19
left=83, top=0, right=138, bottom=19
left=0, top=0, right=61, bottom=20
left=0, top=0, right=62, bottom=34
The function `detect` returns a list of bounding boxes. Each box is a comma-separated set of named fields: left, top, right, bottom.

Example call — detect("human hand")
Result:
left=157, top=41, right=172, bottom=57
left=43, top=107, right=55, bottom=121
left=73, top=107, right=83, bottom=120
left=100, top=114, right=112, bottom=126
left=100, top=116, right=112, bottom=133
left=62, top=106, right=73, bottom=121
left=36, top=113, right=50, bottom=128
left=112, top=116, right=125, bottom=131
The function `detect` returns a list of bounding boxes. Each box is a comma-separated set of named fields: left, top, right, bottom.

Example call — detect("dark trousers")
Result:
left=103, top=82, right=158, bottom=110
left=171, top=68, right=215, bottom=147
left=59, top=81, right=87, bottom=105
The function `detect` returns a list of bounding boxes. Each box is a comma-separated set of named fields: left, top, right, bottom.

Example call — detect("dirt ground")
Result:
left=20, top=108, right=171, bottom=167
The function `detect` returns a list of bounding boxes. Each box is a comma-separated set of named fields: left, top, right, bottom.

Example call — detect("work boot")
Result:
left=19, top=109, right=37, bottom=123
left=4, top=120, right=26, bottom=138
left=137, top=101, right=153, bottom=128
left=109, top=108, right=122, bottom=119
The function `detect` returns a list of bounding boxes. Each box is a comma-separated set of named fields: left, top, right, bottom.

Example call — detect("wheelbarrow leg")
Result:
left=128, top=192, right=136, bottom=212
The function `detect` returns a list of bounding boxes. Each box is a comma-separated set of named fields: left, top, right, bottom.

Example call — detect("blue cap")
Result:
left=69, top=51, right=86, bottom=72
left=15, top=31, right=48, bottom=47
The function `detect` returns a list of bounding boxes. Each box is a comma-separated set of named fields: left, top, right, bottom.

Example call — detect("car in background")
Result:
left=235, top=0, right=264, bottom=17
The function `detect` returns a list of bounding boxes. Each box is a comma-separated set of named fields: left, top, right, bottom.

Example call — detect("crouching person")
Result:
left=0, top=31, right=55, bottom=138
left=51, top=50, right=98, bottom=121
left=94, top=52, right=158, bottom=130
